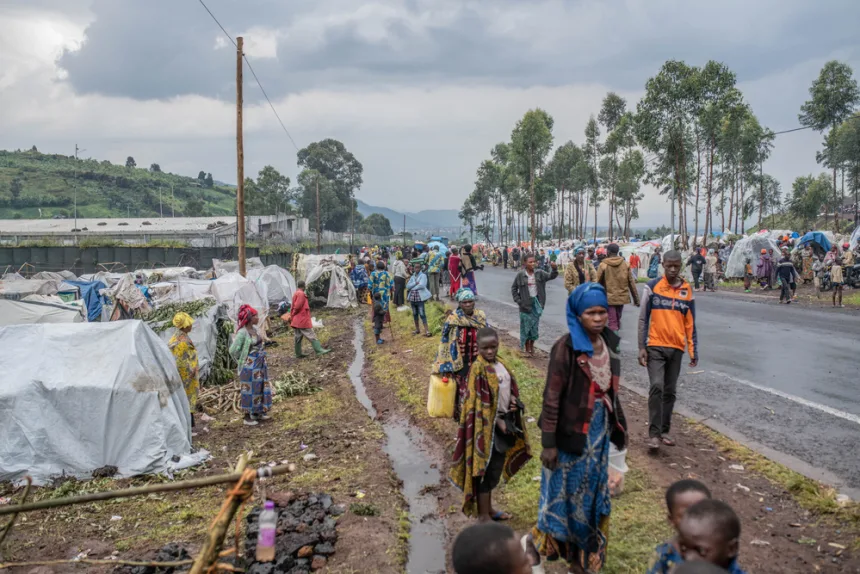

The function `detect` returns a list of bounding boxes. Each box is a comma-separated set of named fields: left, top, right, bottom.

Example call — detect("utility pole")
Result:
left=159, top=185, right=163, bottom=218
left=171, top=183, right=175, bottom=218
left=236, top=36, right=246, bottom=277
left=402, top=214, right=406, bottom=248
left=315, top=176, right=321, bottom=254
left=73, top=144, right=79, bottom=235
left=670, top=187, right=675, bottom=248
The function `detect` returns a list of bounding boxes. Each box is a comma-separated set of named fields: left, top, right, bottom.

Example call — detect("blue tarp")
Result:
left=798, top=231, right=831, bottom=253
left=61, top=280, right=107, bottom=321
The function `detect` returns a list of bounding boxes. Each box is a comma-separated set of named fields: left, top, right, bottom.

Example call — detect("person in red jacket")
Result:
left=291, top=281, right=331, bottom=358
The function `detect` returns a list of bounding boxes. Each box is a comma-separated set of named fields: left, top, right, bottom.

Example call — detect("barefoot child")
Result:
left=449, top=327, right=531, bottom=522
left=647, top=479, right=712, bottom=574
left=678, top=499, right=747, bottom=573
left=372, top=292, right=385, bottom=344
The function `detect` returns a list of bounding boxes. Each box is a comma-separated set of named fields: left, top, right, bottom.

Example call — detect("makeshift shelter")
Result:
left=247, top=265, right=297, bottom=306
left=0, top=321, right=193, bottom=484
left=0, top=279, right=60, bottom=301
left=61, top=280, right=108, bottom=321
left=798, top=231, right=833, bottom=256
left=32, top=271, right=77, bottom=281
left=850, top=227, right=860, bottom=252
left=724, top=233, right=782, bottom=278
left=211, top=272, right=268, bottom=322
left=78, top=271, right=125, bottom=287
left=149, top=279, right=215, bottom=307
left=2, top=272, right=25, bottom=281
left=212, top=257, right=265, bottom=278
left=104, top=273, right=152, bottom=320
left=135, top=267, right=197, bottom=283
left=306, top=260, right=358, bottom=309
left=0, top=299, right=85, bottom=325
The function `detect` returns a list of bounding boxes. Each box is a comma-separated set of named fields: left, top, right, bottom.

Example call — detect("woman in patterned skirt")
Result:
left=229, top=304, right=272, bottom=426
left=523, top=283, right=627, bottom=573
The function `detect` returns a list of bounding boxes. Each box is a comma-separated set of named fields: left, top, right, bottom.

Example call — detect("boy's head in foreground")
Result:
left=678, top=499, right=741, bottom=569
left=477, top=327, right=499, bottom=363
left=666, top=479, right=712, bottom=531
left=452, top=522, right=530, bottom=574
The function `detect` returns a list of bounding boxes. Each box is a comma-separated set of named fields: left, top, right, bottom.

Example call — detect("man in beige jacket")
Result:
left=597, top=243, right=640, bottom=332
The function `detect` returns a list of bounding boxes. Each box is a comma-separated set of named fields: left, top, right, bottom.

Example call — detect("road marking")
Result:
left=711, top=370, right=860, bottom=426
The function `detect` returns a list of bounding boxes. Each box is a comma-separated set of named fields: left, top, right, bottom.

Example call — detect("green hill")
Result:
left=0, top=149, right=237, bottom=219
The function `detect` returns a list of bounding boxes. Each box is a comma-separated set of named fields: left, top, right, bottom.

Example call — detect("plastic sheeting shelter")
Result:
left=212, top=257, right=264, bottom=278
left=211, top=272, right=268, bottom=322
left=61, top=280, right=108, bottom=321
left=724, top=234, right=781, bottom=278
left=0, top=299, right=85, bottom=325
left=306, top=261, right=358, bottom=309
left=149, top=279, right=215, bottom=307
left=247, top=265, right=297, bottom=305
left=0, top=321, right=192, bottom=484
left=798, top=231, right=832, bottom=255
left=0, top=279, right=60, bottom=301
left=850, top=227, right=860, bottom=252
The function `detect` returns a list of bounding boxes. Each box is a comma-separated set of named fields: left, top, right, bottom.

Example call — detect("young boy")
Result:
left=452, top=522, right=531, bottom=574
left=372, top=291, right=385, bottom=344
left=742, top=258, right=753, bottom=293
left=290, top=280, right=331, bottom=357
left=646, top=479, right=713, bottom=574
left=449, top=327, right=530, bottom=522
left=678, top=499, right=746, bottom=573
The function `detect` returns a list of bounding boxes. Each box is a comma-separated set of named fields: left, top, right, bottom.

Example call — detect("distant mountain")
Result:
left=355, top=199, right=460, bottom=231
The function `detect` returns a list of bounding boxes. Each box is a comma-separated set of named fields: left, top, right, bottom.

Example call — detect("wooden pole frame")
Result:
left=236, top=36, right=247, bottom=277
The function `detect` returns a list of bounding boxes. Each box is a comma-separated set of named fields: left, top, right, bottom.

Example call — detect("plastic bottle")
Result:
left=256, top=500, right=277, bottom=562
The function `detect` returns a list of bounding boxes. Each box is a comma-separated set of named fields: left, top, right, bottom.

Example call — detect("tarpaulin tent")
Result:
left=212, top=257, right=265, bottom=278
left=306, top=261, right=358, bottom=309
left=61, top=280, right=108, bottom=321
left=798, top=231, right=833, bottom=255
left=32, top=271, right=77, bottom=282
left=0, top=321, right=193, bottom=485
left=78, top=271, right=125, bottom=287
left=247, top=265, right=297, bottom=305
left=149, top=279, right=215, bottom=307
left=724, top=234, right=781, bottom=278
left=850, top=226, right=860, bottom=252
left=0, top=279, right=60, bottom=301
left=211, top=272, right=267, bottom=322
left=0, top=299, right=85, bottom=326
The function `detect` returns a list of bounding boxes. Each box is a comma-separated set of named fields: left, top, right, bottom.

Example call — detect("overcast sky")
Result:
left=2, top=0, right=859, bottom=227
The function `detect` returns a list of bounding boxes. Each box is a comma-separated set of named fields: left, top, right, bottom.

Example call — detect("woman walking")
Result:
left=229, top=304, right=272, bottom=426
left=448, top=248, right=463, bottom=299
left=523, top=283, right=627, bottom=573
left=406, top=260, right=433, bottom=337
left=169, top=311, right=199, bottom=426
left=434, top=288, right=487, bottom=420
left=392, top=256, right=408, bottom=307
left=511, top=254, right=558, bottom=356
left=462, top=244, right=479, bottom=296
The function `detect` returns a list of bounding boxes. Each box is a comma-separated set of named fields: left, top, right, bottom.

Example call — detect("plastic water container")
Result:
left=256, top=500, right=277, bottom=562
left=427, top=374, right=456, bottom=418
left=608, top=444, right=628, bottom=496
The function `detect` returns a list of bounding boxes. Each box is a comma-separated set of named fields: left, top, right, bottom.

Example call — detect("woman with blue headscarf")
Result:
left=522, top=283, right=628, bottom=573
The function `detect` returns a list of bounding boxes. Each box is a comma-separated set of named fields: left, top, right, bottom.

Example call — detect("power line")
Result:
left=195, top=0, right=300, bottom=151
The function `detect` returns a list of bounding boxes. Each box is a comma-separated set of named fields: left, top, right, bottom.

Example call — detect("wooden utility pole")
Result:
left=315, top=176, right=321, bottom=254
left=236, top=36, right=247, bottom=277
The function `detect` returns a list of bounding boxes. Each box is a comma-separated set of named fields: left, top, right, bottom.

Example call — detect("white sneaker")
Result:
left=259, top=414, right=272, bottom=421
left=243, top=418, right=259, bottom=426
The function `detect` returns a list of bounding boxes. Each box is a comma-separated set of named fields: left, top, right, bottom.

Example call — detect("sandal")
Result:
left=491, top=510, right=512, bottom=521
left=661, top=436, right=676, bottom=447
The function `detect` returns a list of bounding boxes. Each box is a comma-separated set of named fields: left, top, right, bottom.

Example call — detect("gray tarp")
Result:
left=0, top=299, right=85, bottom=325
left=247, top=265, right=297, bottom=305
left=212, top=257, right=264, bottom=278
left=306, top=261, right=357, bottom=309
left=0, top=321, right=192, bottom=485
left=0, top=279, right=60, bottom=300
left=725, top=234, right=782, bottom=278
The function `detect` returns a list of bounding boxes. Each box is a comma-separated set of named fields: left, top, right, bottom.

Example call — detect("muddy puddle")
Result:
left=349, top=320, right=446, bottom=574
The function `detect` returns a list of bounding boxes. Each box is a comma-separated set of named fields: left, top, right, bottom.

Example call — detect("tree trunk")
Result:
left=833, top=167, right=838, bottom=233
left=593, top=200, right=598, bottom=243
left=704, top=138, right=714, bottom=247
left=758, top=160, right=764, bottom=228
left=530, top=157, right=536, bottom=250
left=694, top=131, right=701, bottom=247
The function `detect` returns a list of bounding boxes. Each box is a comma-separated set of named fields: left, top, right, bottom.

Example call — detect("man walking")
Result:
left=502, top=245, right=509, bottom=269
left=597, top=243, right=640, bottom=332
left=427, top=245, right=444, bottom=301
left=392, top=255, right=408, bottom=307
left=511, top=254, right=558, bottom=356
left=638, top=250, right=697, bottom=452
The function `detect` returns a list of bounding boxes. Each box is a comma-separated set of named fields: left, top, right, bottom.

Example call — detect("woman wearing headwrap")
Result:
left=229, top=304, right=272, bottom=426
left=169, top=312, right=199, bottom=425
left=563, top=247, right=597, bottom=294
left=523, top=283, right=628, bottom=573
left=433, top=288, right=488, bottom=421
left=756, top=248, right=773, bottom=289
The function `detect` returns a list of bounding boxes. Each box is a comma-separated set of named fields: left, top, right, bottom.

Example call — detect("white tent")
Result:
left=32, top=271, right=78, bottom=281
left=211, top=272, right=268, bottom=321
left=135, top=267, right=197, bottom=282
left=0, top=299, right=85, bottom=325
left=306, top=261, right=357, bottom=309
left=212, top=257, right=265, bottom=278
left=247, top=265, right=297, bottom=305
left=0, top=321, right=193, bottom=484
left=149, top=279, right=215, bottom=306
left=0, top=279, right=60, bottom=300
left=725, top=233, right=782, bottom=278
left=78, top=271, right=125, bottom=287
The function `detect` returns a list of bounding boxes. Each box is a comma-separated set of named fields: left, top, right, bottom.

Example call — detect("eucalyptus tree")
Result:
left=834, top=113, right=860, bottom=224
left=510, top=109, right=554, bottom=249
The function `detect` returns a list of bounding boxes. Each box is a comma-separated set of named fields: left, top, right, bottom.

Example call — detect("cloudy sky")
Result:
left=2, top=0, right=859, bottom=226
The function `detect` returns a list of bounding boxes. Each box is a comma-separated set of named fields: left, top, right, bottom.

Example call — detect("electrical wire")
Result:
left=195, top=0, right=300, bottom=151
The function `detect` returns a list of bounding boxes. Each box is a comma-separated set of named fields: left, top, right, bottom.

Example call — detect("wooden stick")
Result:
left=0, top=476, right=31, bottom=547
left=0, top=558, right=194, bottom=569
left=0, top=464, right=291, bottom=517
left=189, top=453, right=252, bottom=574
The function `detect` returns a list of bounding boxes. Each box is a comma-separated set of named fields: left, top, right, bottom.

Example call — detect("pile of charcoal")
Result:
left=113, top=543, right=191, bottom=573
left=244, top=491, right=343, bottom=574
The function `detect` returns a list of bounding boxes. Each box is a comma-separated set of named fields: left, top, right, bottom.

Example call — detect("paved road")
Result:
left=467, top=265, right=860, bottom=493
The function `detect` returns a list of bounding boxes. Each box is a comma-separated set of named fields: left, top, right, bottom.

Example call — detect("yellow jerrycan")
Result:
left=427, top=373, right=456, bottom=418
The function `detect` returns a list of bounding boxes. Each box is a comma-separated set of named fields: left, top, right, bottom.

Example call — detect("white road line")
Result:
left=711, top=370, right=860, bottom=426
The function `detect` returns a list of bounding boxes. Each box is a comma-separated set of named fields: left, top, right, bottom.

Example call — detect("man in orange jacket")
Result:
left=291, top=281, right=331, bottom=358
left=637, top=251, right=698, bottom=452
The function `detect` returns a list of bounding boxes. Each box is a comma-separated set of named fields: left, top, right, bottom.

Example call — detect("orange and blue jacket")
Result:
left=638, top=276, right=697, bottom=360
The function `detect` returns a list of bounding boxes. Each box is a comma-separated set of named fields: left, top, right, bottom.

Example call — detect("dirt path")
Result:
left=361, top=302, right=859, bottom=573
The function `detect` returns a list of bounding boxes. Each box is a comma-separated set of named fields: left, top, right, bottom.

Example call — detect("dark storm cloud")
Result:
left=57, top=0, right=860, bottom=101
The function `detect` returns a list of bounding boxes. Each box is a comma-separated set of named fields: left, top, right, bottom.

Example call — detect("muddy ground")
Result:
left=1, top=304, right=858, bottom=573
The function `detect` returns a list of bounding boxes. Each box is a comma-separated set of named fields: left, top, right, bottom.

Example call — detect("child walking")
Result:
left=449, top=327, right=531, bottom=522
left=372, top=292, right=385, bottom=344
left=742, top=258, right=753, bottom=293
